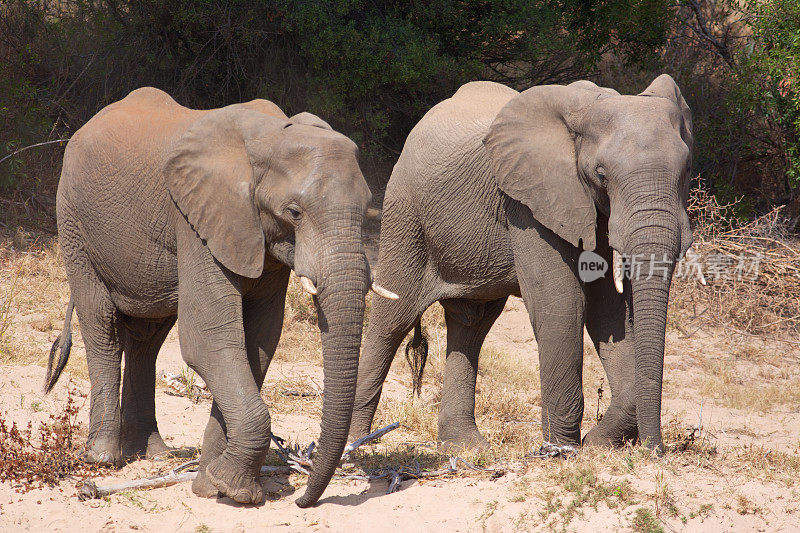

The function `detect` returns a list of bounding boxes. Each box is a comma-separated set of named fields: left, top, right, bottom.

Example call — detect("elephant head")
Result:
left=484, top=74, right=693, bottom=451
left=164, top=105, right=373, bottom=507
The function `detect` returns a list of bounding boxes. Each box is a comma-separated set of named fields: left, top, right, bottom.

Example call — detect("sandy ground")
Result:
left=2, top=294, right=800, bottom=532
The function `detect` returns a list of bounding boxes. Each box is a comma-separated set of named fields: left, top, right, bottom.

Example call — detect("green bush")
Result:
left=1, top=0, right=797, bottom=218
left=649, top=0, right=800, bottom=209
left=0, top=0, right=670, bottom=197
left=742, top=0, right=800, bottom=189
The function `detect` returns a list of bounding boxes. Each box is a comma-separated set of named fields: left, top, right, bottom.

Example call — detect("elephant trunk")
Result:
left=295, top=234, right=367, bottom=508
left=627, top=216, right=679, bottom=453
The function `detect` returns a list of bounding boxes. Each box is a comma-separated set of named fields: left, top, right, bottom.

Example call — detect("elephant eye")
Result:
left=286, top=205, right=302, bottom=221
left=596, top=166, right=607, bottom=182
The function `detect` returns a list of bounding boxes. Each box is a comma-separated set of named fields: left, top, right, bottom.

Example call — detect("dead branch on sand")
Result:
left=77, top=422, right=400, bottom=500
left=340, top=456, right=504, bottom=495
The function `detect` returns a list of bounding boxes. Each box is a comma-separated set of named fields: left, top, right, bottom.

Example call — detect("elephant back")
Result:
left=390, top=81, right=518, bottom=200
left=381, top=81, right=518, bottom=286
left=56, top=89, right=288, bottom=313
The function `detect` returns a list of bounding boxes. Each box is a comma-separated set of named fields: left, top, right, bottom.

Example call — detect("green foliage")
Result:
left=2, top=0, right=797, bottom=216
left=0, top=0, right=671, bottom=196
left=742, top=0, right=800, bottom=188
left=659, top=0, right=800, bottom=206
left=275, top=0, right=672, bottom=164
left=0, top=60, right=55, bottom=191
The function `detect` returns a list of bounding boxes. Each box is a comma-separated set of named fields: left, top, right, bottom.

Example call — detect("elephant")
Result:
left=349, top=75, right=693, bottom=453
left=44, top=87, right=382, bottom=507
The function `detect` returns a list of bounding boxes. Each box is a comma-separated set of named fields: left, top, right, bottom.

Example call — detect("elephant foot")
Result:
left=582, top=425, right=636, bottom=449
left=206, top=455, right=264, bottom=505
left=582, top=405, right=638, bottom=448
left=82, top=433, right=121, bottom=467
left=437, top=426, right=490, bottom=454
left=192, top=468, right=221, bottom=499
left=582, top=426, right=617, bottom=448
left=121, top=426, right=173, bottom=461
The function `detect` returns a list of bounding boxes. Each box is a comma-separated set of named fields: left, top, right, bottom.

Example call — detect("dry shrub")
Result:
left=0, top=231, right=66, bottom=322
left=670, top=188, right=800, bottom=335
left=0, top=386, right=106, bottom=492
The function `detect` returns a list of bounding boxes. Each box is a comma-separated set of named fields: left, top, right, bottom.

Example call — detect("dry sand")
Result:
left=2, top=294, right=800, bottom=532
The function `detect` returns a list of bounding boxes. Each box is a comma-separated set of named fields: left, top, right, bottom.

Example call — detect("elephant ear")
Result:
left=165, top=106, right=288, bottom=278
left=484, top=84, right=608, bottom=250
left=290, top=112, right=333, bottom=130
left=639, top=74, right=693, bottom=151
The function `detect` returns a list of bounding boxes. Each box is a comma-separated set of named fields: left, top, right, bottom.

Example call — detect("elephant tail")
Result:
left=45, top=297, right=75, bottom=394
left=404, top=319, right=429, bottom=397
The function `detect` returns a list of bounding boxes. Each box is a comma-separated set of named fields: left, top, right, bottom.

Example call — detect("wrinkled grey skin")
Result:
left=45, top=88, right=371, bottom=507
left=350, top=76, right=693, bottom=452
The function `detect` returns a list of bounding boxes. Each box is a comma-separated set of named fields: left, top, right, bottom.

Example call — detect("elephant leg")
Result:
left=349, top=290, right=432, bottom=439
left=193, top=276, right=288, bottom=499
left=67, top=261, right=123, bottom=466
left=350, top=194, right=434, bottom=439
left=119, top=315, right=177, bottom=461
left=507, top=201, right=585, bottom=446
left=177, top=231, right=270, bottom=505
left=582, top=238, right=637, bottom=447
left=438, top=297, right=507, bottom=452
left=180, top=309, right=269, bottom=504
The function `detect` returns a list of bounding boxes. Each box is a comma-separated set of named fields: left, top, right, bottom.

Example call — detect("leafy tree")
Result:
left=743, top=0, right=800, bottom=190
left=663, top=0, right=800, bottom=211
left=275, top=0, right=672, bottom=178
left=0, top=0, right=672, bottom=196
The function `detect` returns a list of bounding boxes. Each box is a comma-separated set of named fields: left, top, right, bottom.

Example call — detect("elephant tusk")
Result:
left=371, top=282, right=399, bottom=300
left=612, top=250, right=625, bottom=294
left=299, top=276, right=318, bottom=296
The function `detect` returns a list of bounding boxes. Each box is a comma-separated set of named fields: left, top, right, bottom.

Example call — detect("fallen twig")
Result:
left=77, top=422, right=401, bottom=500
left=77, top=462, right=296, bottom=500
left=271, top=435, right=313, bottom=475
left=159, top=370, right=211, bottom=402
left=528, top=441, right=579, bottom=459
left=342, top=421, right=401, bottom=459
left=78, top=470, right=196, bottom=501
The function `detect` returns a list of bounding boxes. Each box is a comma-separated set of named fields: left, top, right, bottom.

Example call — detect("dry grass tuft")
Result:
left=697, top=359, right=800, bottom=412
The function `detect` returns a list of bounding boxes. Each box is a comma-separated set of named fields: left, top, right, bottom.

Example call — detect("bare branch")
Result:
left=0, top=139, right=70, bottom=166
left=342, top=421, right=401, bottom=459
left=76, top=423, right=403, bottom=500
